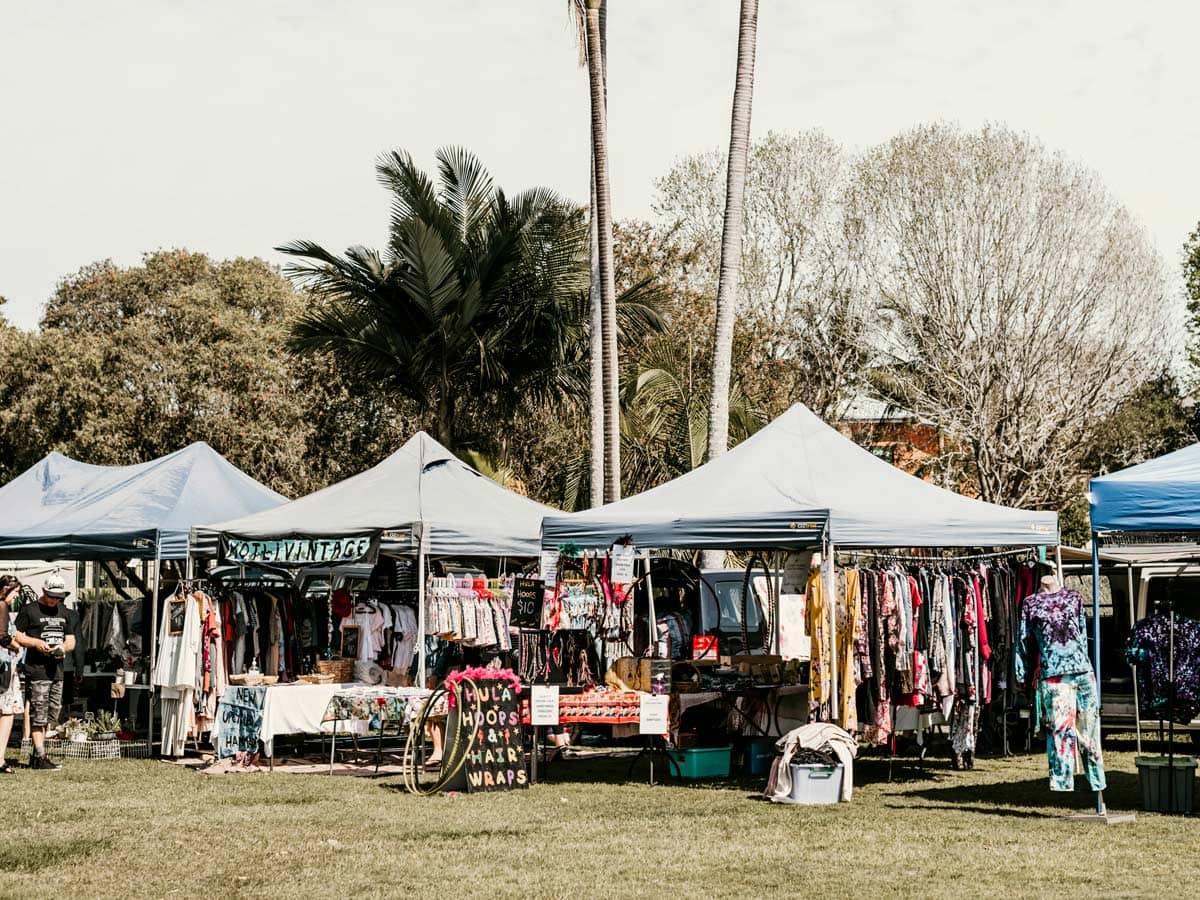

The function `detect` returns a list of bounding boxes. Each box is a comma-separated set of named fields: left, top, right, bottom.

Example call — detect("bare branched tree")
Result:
left=654, top=130, right=873, bottom=419
left=849, top=122, right=1174, bottom=508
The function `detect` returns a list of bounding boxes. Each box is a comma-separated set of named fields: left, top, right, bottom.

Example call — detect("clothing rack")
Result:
left=837, top=547, right=1038, bottom=565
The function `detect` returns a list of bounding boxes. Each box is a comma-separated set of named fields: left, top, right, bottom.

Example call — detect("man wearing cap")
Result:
left=12, top=575, right=78, bottom=770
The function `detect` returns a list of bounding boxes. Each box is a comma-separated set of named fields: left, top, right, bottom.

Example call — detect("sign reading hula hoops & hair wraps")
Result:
left=219, top=533, right=381, bottom=566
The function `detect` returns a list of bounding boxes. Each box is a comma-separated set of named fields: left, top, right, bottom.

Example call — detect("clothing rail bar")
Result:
left=836, top=546, right=1039, bottom=564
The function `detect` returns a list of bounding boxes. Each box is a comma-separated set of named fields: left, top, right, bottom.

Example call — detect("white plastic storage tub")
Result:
left=788, top=763, right=844, bottom=805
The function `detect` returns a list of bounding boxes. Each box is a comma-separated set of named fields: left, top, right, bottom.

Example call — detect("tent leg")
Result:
left=1089, top=533, right=1104, bottom=817
left=824, top=538, right=838, bottom=724
left=1128, top=564, right=1141, bottom=755
left=772, top=550, right=783, bottom=655
left=1090, top=535, right=1102, bottom=698
left=644, top=551, right=657, bottom=657
left=417, top=549, right=426, bottom=686
left=1054, top=544, right=1064, bottom=584
left=149, top=537, right=161, bottom=753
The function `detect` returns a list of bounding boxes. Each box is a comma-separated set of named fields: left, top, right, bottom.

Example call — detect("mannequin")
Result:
left=1016, top=573, right=1108, bottom=814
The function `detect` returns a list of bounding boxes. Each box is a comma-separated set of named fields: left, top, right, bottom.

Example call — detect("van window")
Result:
left=708, top=579, right=764, bottom=631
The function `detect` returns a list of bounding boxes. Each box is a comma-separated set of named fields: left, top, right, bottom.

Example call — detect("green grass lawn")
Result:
left=3, top=740, right=1196, bottom=899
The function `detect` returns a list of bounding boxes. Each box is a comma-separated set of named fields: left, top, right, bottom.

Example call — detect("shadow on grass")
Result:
left=886, top=771, right=1140, bottom=818
left=0, top=837, right=113, bottom=874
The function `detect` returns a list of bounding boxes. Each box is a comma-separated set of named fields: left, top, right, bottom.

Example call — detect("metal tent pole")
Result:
left=417, top=547, right=427, bottom=685
left=1128, top=564, right=1141, bottom=755
left=149, top=533, right=161, bottom=753
left=1090, top=536, right=1102, bottom=695
left=823, top=537, right=839, bottom=723
left=1089, top=534, right=1104, bottom=816
left=644, top=550, right=657, bottom=656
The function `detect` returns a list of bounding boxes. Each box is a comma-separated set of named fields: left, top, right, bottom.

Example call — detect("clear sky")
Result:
left=2, top=1, right=1196, bottom=330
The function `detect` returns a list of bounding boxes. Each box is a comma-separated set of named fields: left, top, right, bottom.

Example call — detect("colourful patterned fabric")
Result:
left=1016, top=589, right=1092, bottom=684
left=322, top=686, right=431, bottom=724
left=1040, top=672, right=1105, bottom=792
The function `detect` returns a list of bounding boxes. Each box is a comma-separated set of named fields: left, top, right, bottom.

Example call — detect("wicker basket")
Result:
left=315, top=659, right=355, bottom=682
left=297, top=673, right=335, bottom=684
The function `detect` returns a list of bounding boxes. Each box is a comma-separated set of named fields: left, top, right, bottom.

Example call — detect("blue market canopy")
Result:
left=542, top=404, right=1059, bottom=551
left=192, top=432, right=559, bottom=559
left=1088, top=443, right=1200, bottom=533
left=0, top=442, right=287, bottom=560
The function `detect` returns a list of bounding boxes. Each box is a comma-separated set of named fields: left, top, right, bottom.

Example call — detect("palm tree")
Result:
left=622, top=336, right=762, bottom=496
left=706, top=0, right=759, bottom=465
left=702, top=0, right=758, bottom=568
left=569, top=0, right=608, bottom=508
left=282, top=147, right=589, bottom=453
left=579, top=0, right=621, bottom=503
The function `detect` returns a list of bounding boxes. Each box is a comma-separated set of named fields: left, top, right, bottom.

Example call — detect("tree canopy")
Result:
left=0, top=250, right=412, bottom=496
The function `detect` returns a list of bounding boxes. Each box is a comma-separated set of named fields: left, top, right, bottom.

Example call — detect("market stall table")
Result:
left=322, top=685, right=433, bottom=773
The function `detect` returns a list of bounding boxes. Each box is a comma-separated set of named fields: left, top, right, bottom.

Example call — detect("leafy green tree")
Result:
left=1057, top=376, right=1198, bottom=545
left=283, top=148, right=591, bottom=454
left=0, top=250, right=411, bottom=495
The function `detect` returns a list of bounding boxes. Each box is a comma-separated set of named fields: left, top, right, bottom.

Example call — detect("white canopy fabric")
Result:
left=541, top=404, right=1058, bottom=550
left=0, top=442, right=287, bottom=560
left=192, top=432, right=558, bottom=558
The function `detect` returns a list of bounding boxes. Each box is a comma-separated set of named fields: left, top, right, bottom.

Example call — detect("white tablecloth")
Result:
left=260, top=682, right=362, bottom=757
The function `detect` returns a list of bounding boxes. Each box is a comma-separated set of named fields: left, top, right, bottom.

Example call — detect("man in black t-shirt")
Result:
left=13, top=575, right=78, bottom=770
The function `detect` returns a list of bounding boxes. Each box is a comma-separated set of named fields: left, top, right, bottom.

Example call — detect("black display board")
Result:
left=453, top=680, right=528, bottom=792
left=509, top=577, right=545, bottom=630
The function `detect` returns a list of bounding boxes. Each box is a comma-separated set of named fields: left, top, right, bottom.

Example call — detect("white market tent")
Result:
left=0, top=441, right=288, bottom=750
left=0, top=442, right=287, bottom=560
left=192, top=432, right=561, bottom=684
left=541, top=403, right=1059, bottom=550
left=542, top=404, right=1058, bottom=722
left=191, top=431, right=558, bottom=559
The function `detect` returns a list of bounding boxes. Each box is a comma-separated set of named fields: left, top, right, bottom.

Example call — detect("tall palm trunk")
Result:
left=585, top=0, right=620, bottom=502
left=588, top=167, right=605, bottom=508
left=703, top=0, right=758, bottom=568
left=586, top=2, right=607, bottom=509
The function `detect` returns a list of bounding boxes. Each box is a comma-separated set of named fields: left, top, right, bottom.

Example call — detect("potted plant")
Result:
left=61, top=717, right=90, bottom=743
left=90, top=711, right=122, bottom=742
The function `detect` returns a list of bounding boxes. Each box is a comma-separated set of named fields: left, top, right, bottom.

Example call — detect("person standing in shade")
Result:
left=0, top=575, right=23, bottom=773
left=12, top=575, right=78, bottom=770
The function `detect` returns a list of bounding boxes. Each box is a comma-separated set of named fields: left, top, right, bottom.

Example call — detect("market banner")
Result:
left=219, top=532, right=380, bottom=566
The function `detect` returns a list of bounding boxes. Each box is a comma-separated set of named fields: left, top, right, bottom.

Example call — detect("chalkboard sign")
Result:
left=216, top=685, right=267, bottom=758
left=510, top=577, right=545, bottom=630
left=340, top=624, right=360, bottom=660
left=452, top=680, right=528, bottom=792
left=168, top=599, right=187, bottom=636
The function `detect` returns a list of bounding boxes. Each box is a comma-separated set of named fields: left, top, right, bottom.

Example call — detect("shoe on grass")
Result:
left=28, top=754, right=61, bottom=771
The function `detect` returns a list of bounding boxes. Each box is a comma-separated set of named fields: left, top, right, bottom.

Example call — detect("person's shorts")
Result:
left=28, top=679, right=63, bottom=728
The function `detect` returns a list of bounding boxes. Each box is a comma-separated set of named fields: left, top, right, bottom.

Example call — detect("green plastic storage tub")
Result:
left=667, top=745, right=733, bottom=779
left=1135, top=755, right=1197, bottom=814
left=744, top=739, right=776, bottom=776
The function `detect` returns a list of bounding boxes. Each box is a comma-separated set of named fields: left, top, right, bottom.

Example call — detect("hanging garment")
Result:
left=1015, top=588, right=1092, bottom=685
left=153, top=593, right=202, bottom=757
left=805, top=567, right=831, bottom=720
left=836, top=568, right=860, bottom=733
left=1040, top=671, right=1105, bottom=791
left=1125, top=614, right=1200, bottom=724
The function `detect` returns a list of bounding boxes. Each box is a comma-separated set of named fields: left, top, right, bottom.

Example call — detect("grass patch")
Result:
left=0, top=745, right=1193, bottom=898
